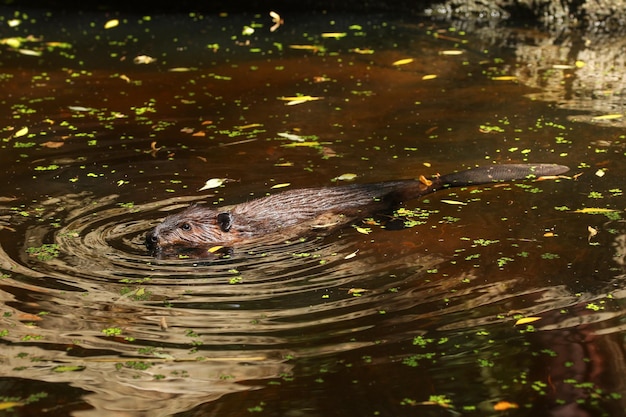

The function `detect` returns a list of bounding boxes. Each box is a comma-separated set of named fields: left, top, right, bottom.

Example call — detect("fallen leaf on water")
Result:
left=321, top=32, right=347, bottom=39
left=494, top=401, right=519, bottom=411
left=422, top=74, right=437, bottom=80
left=104, top=19, right=119, bottom=29
left=344, top=250, right=359, bottom=259
left=588, top=225, right=598, bottom=242
left=592, top=114, right=623, bottom=120
left=515, top=317, right=541, bottom=326
left=278, top=95, right=323, bottom=105
left=354, top=226, right=372, bottom=234
left=52, top=365, right=86, bottom=373
left=595, top=169, right=605, bottom=177
left=14, top=127, right=28, bottom=138
left=41, top=141, right=64, bottom=148
left=392, top=58, right=414, bottom=66
left=18, top=48, right=42, bottom=56
left=440, top=50, right=464, bottom=55
left=348, top=288, right=369, bottom=296
left=133, top=55, right=156, bottom=64
left=271, top=183, right=291, bottom=189
left=418, top=175, right=433, bottom=186
left=334, top=173, right=357, bottom=181
left=491, top=75, right=517, bottom=81
left=0, top=402, right=24, bottom=410
left=208, top=245, right=224, bottom=253
left=574, top=208, right=618, bottom=214
left=269, top=11, right=283, bottom=32
left=277, top=132, right=305, bottom=142
left=441, top=200, right=467, bottom=205
left=350, top=48, right=374, bottom=54
left=199, top=178, right=227, bottom=191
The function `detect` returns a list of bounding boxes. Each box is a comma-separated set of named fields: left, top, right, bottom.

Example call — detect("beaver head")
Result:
left=145, top=204, right=235, bottom=255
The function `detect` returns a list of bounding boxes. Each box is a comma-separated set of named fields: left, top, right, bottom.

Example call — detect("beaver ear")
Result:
left=216, top=212, right=233, bottom=232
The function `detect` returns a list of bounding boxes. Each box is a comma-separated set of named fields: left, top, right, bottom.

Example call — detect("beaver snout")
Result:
left=145, top=230, right=159, bottom=252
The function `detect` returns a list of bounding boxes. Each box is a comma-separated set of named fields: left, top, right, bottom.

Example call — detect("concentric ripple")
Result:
left=0, top=192, right=622, bottom=417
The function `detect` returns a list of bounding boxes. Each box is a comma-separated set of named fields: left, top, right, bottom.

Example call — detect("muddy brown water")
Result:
left=1, top=7, right=626, bottom=417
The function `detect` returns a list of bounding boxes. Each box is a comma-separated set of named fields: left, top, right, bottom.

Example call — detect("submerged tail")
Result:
left=434, top=163, right=569, bottom=189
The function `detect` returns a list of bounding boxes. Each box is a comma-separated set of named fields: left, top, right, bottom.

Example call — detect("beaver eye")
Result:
left=180, top=222, right=191, bottom=231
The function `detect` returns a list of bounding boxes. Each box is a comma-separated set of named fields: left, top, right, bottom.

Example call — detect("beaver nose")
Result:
left=145, top=230, right=159, bottom=250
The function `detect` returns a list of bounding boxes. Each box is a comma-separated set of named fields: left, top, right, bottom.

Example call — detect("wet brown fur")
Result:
left=146, top=163, right=569, bottom=256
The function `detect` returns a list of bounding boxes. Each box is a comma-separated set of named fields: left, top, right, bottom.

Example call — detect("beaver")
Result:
left=146, top=163, right=569, bottom=257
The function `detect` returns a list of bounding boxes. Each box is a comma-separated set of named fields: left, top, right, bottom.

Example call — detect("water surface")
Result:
left=1, top=7, right=626, bottom=417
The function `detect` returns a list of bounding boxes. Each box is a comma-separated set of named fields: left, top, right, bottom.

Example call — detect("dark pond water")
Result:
left=1, top=6, right=626, bottom=417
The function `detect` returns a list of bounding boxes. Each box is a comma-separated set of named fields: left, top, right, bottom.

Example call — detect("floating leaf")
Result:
left=68, top=106, right=92, bottom=112
left=588, top=225, right=598, bottom=242
left=278, top=95, right=323, bottom=105
left=133, top=55, right=156, bottom=64
left=208, top=245, right=224, bottom=253
left=515, top=317, right=541, bottom=326
left=3, top=37, right=21, bottom=48
left=440, top=50, right=464, bottom=55
left=168, top=67, right=194, bottom=72
left=199, top=178, right=226, bottom=191
left=354, top=226, right=371, bottom=234
left=277, top=132, right=305, bottom=142
left=344, top=250, right=359, bottom=259
left=0, top=402, right=23, bottom=410
left=441, top=199, right=467, bottom=205
left=493, top=401, right=518, bottom=411
left=392, top=58, right=414, bottom=66
left=18, top=49, right=42, bottom=56
left=321, top=32, right=347, bottom=39
left=271, top=183, right=291, bottom=189
left=422, top=74, right=437, bottom=80
left=334, top=173, right=357, bottom=181
left=14, top=127, right=28, bottom=138
left=41, top=141, right=64, bottom=148
left=52, top=365, right=86, bottom=373
left=574, top=208, right=618, bottom=214
left=491, top=76, right=517, bottom=81
left=592, top=114, right=623, bottom=120
left=595, top=169, right=605, bottom=177
left=7, top=19, right=21, bottom=27
left=269, top=11, right=283, bottom=32
left=289, top=44, right=324, bottom=52
left=104, top=19, right=119, bottom=29
left=351, top=48, right=374, bottom=54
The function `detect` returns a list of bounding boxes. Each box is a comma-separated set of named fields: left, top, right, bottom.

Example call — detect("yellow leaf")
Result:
left=592, top=114, right=623, bottom=120
left=422, top=74, right=437, bottom=80
left=334, top=173, right=357, bottom=181
left=199, top=178, right=226, bottom=191
left=440, top=50, right=464, bottom=55
left=491, top=76, right=517, bottom=81
left=0, top=402, right=23, bottom=410
left=14, top=127, right=28, bottom=137
left=515, top=317, right=541, bottom=325
left=278, top=96, right=323, bottom=105
left=104, top=19, right=119, bottom=29
left=392, top=58, right=414, bottom=66
left=574, top=208, right=618, bottom=214
left=441, top=199, right=467, bottom=205
left=354, top=226, right=371, bottom=234
left=271, top=183, right=291, bottom=189
left=321, top=32, right=347, bottom=39
left=208, top=245, right=224, bottom=253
